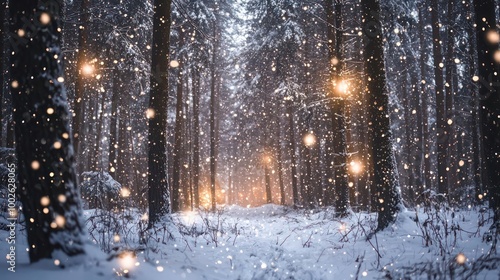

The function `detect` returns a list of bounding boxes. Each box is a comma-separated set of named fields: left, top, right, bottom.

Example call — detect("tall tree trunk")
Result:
left=0, top=0, right=4, bottom=144
left=210, top=20, right=219, bottom=212
left=418, top=3, right=433, bottom=192
left=192, top=68, right=200, bottom=208
left=108, top=70, right=119, bottom=176
left=287, top=102, right=299, bottom=206
left=362, top=0, right=402, bottom=232
left=326, top=0, right=350, bottom=216
left=264, top=157, right=272, bottom=204
left=430, top=0, right=449, bottom=195
left=9, top=0, right=86, bottom=262
left=148, top=0, right=171, bottom=227
left=276, top=121, right=286, bottom=205
left=172, top=58, right=184, bottom=212
left=473, top=0, right=500, bottom=226
left=445, top=0, right=458, bottom=200
left=72, top=0, right=90, bottom=164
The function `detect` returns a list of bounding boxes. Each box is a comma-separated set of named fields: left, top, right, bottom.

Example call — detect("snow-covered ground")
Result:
left=1, top=204, right=499, bottom=279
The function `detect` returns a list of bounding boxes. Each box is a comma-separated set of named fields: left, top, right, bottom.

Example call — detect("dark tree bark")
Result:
left=276, top=121, right=286, bottom=205
left=325, top=0, right=350, bottom=217
left=361, top=0, right=402, bottom=232
left=192, top=68, right=200, bottom=209
left=0, top=0, right=4, bottom=144
left=9, top=0, right=86, bottom=263
left=418, top=3, right=433, bottom=192
left=430, top=0, right=449, bottom=196
left=287, top=101, right=299, bottom=206
left=210, top=21, right=219, bottom=212
left=108, top=70, right=120, bottom=176
left=171, top=58, right=184, bottom=212
left=264, top=156, right=272, bottom=204
left=473, top=0, right=500, bottom=226
left=148, top=0, right=171, bottom=227
left=445, top=0, right=458, bottom=200
left=72, top=0, right=90, bottom=162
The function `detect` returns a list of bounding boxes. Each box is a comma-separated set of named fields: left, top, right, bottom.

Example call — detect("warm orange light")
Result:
left=494, top=50, right=500, bottom=63
left=350, top=161, right=362, bottom=174
left=120, top=188, right=131, bottom=198
left=335, top=80, right=349, bottom=95
left=456, top=253, right=466, bottom=265
left=303, top=133, right=316, bottom=147
left=118, top=251, right=136, bottom=271
left=82, top=64, right=94, bottom=76
left=486, top=30, right=500, bottom=44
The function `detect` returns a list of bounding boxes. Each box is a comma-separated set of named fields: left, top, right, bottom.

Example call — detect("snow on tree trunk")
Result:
left=148, top=0, right=171, bottom=227
left=9, top=0, right=86, bottom=263
left=361, top=0, right=402, bottom=232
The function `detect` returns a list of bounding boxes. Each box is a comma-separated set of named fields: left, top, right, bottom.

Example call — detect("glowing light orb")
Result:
left=350, top=161, right=362, bottom=174
left=82, top=64, right=95, bottom=76
left=303, top=133, right=317, bottom=147
left=121, top=188, right=131, bottom=198
left=170, top=60, right=179, bottom=68
left=456, top=253, right=466, bottom=265
left=335, top=80, right=349, bottom=94
left=486, top=30, right=500, bottom=44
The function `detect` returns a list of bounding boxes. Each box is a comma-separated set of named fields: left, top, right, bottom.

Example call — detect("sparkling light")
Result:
left=170, top=60, right=179, bottom=68
left=335, top=80, right=349, bottom=94
left=350, top=161, right=362, bottom=174
left=40, top=196, right=50, bottom=206
left=31, top=161, right=40, bottom=170
left=39, top=12, right=51, bottom=25
left=303, top=133, right=317, bottom=147
left=82, top=64, right=94, bottom=76
left=456, top=253, right=466, bottom=265
left=121, top=188, right=131, bottom=198
left=118, top=251, right=136, bottom=271
left=486, top=30, right=500, bottom=44
left=146, top=108, right=156, bottom=119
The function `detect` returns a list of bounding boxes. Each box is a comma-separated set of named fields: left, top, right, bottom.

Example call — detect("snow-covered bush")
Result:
left=80, top=171, right=122, bottom=210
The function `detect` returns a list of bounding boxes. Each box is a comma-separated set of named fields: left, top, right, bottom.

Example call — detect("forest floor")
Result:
left=1, top=204, right=499, bottom=279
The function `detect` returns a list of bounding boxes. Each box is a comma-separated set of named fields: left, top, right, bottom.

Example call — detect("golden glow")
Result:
left=350, top=161, right=362, bottom=174
left=456, top=253, right=466, bottom=265
left=39, top=12, right=51, bottom=25
left=53, top=141, right=62, bottom=149
left=170, top=60, right=180, bottom=68
left=494, top=50, right=500, bottom=63
left=486, top=30, right=500, bottom=44
left=120, top=188, right=131, bottom=198
left=40, top=196, right=50, bottom=206
left=31, top=160, right=40, bottom=170
left=335, top=80, right=349, bottom=95
left=181, top=211, right=197, bottom=224
left=146, top=108, right=156, bottom=119
left=81, top=64, right=95, bottom=76
left=303, top=133, right=317, bottom=147
left=118, top=251, right=136, bottom=271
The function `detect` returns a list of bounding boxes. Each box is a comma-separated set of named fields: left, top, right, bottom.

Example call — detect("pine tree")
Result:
left=9, top=0, right=86, bottom=263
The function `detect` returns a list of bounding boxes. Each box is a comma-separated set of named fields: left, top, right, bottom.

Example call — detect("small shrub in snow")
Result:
left=80, top=171, right=122, bottom=210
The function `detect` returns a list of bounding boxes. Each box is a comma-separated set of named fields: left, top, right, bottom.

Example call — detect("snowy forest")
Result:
left=0, top=0, right=500, bottom=279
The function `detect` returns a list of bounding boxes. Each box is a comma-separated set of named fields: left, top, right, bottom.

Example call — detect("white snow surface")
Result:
left=1, top=204, right=499, bottom=279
